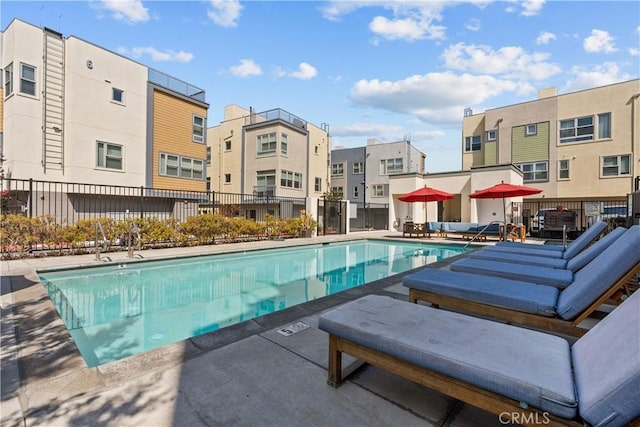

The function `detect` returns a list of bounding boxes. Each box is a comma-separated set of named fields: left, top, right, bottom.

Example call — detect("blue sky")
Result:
left=2, top=1, right=639, bottom=173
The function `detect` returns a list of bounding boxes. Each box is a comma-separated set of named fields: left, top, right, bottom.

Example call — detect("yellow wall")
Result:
left=152, top=89, right=207, bottom=191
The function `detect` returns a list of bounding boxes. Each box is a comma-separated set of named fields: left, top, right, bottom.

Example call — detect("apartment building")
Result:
left=207, top=104, right=331, bottom=200
left=1, top=18, right=209, bottom=191
left=331, top=138, right=425, bottom=229
left=462, top=79, right=639, bottom=200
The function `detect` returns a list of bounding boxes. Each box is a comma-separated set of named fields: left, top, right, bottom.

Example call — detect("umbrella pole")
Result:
left=502, top=196, right=507, bottom=240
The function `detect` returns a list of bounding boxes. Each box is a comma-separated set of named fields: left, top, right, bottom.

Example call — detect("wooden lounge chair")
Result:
left=319, top=291, right=640, bottom=427
left=404, top=225, right=640, bottom=337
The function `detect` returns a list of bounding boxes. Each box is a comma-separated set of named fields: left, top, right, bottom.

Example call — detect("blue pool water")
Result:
left=39, top=239, right=468, bottom=367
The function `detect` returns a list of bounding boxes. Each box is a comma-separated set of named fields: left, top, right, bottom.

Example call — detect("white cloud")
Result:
left=536, top=31, right=556, bottom=45
left=349, top=71, right=525, bottom=125
left=117, top=46, right=193, bottom=62
left=442, top=43, right=561, bottom=80
left=583, top=29, right=617, bottom=53
left=275, top=63, right=318, bottom=80
left=99, top=0, right=149, bottom=24
left=229, top=59, right=262, bottom=77
left=331, top=123, right=404, bottom=137
left=630, top=48, right=640, bottom=57
left=208, top=0, right=243, bottom=28
left=520, top=0, right=545, bottom=16
left=465, top=18, right=481, bottom=32
left=369, top=15, right=446, bottom=41
left=562, top=62, right=632, bottom=93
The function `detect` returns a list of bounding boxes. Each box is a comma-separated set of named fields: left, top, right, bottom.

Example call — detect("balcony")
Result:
left=245, top=108, right=307, bottom=130
left=253, top=186, right=275, bottom=198
left=148, top=68, right=206, bottom=103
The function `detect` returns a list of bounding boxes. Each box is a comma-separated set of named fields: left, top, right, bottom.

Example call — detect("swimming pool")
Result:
left=39, top=239, right=469, bottom=367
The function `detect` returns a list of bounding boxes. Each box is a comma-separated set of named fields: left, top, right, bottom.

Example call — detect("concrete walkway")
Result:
left=1, top=231, right=518, bottom=426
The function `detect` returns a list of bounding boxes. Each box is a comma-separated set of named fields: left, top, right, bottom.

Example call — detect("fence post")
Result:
left=139, top=186, right=144, bottom=219
left=28, top=178, right=33, bottom=218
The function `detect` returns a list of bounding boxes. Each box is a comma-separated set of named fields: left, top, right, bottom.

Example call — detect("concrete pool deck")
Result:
left=2, top=231, right=544, bottom=427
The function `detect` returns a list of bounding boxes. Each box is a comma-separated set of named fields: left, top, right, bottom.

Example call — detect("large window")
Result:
left=516, top=161, right=548, bottom=182
left=20, top=63, right=36, bottom=96
left=331, top=186, right=343, bottom=198
left=558, top=159, right=570, bottom=180
left=465, top=135, right=481, bottom=151
left=380, top=158, right=403, bottom=175
left=598, top=113, right=611, bottom=139
left=559, top=116, right=593, bottom=143
left=4, top=63, right=13, bottom=96
left=281, top=170, right=302, bottom=189
left=257, top=133, right=276, bottom=154
left=160, top=153, right=204, bottom=179
left=193, top=115, right=204, bottom=143
left=281, top=133, right=288, bottom=155
left=602, top=155, right=630, bottom=177
left=372, top=184, right=384, bottom=197
left=256, top=170, right=276, bottom=195
left=353, top=162, right=363, bottom=174
left=331, top=163, right=344, bottom=177
left=96, top=141, right=123, bottom=170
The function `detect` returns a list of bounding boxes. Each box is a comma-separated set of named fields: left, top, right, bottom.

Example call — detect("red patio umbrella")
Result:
left=469, top=181, right=542, bottom=234
left=399, top=186, right=455, bottom=226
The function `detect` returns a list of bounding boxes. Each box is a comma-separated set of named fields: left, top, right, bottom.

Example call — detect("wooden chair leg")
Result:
left=327, top=335, right=343, bottom=387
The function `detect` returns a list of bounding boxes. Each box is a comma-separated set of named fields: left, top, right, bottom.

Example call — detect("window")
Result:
left=281, top=133, right=288, bottom=155
left=331, top=163, right=344, bottom=177
left=525, top=124, right=537, bottom=136
left=353, top=186, right=359, bottom=198
left=281, top=170, right=302, bottom=189
left=314, top=146, right=319, bottom=155
left=372, top=184, right=384, bottom=197
left=159, top=153, right=204, bottom=179
left=464, top=135, right=481, bottom=151
left=516, top=161, right=548, bottom=182
left=225, top=140, right=231, bottom=150
left=112, top=88, right=124, bottom=104
left=380, top=158, right=403, bottom=175
left=558, top=160, right=570, bottom=180
left=193, top=115, right=204, bottom=143
left=206, top=177, right=211, bottom=192
left=559, top=116, right=593, bottom=143
left=331, top=187, right=343, bottom=198
left=20, top=63, right=36, bottom=96
left=485, top=130, right=497, bottom=141
left=602, top=155, right=630, bottom=177
left=314, top=177, right=321, bottom=192
left=96, top=142, right=123, bottom=170
left=225, top=173, right=231, bottom=183
left=353, top=162, right=363, bottom=174
left=256, top=170, right=276, bottom=195
left=598, top=113, right=611, bottom=139
left=4, top=63, right=13, bottom=96
left=257, top=133, right=276, bottom=154
left=206, top=146, right=211, bottom=165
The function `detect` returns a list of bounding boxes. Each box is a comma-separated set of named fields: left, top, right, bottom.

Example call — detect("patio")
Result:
left=1, top=231, right=537, bottom=426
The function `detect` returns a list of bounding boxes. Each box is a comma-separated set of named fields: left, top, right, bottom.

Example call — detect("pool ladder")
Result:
left=128, top=220, right=141, bottom=258
left=95, top=221, right=109, bottom=261
left=463, top=220, right=505, bottom=248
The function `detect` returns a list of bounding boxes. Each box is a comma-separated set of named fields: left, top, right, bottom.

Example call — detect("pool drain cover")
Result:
left=276, top=322, right=309, bottom=336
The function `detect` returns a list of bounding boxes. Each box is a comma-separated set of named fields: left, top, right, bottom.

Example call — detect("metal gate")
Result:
left=317, top=199, right=347, bottom=235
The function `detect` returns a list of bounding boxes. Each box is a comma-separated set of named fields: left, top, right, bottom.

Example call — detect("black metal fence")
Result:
left=349, top=202, right=389, bottom=231
left=513, top=199, right=628, bottom=237
left=1, top=178, right=307, bottom=224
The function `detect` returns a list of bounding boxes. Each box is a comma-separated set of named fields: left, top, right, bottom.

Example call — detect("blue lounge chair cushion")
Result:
left=469, top=251, right=568, bottom=269
left=565, top=227, right=626, bottom=273
left=319, top=295, right=578, bottom=418
left=572, top=290, right=640, bottom=426
left=557, top=225, right=640, bottom=319
left=403, top=268, right=559, bottom=316
left=449, top=258, right=574, bottom=289
left=481, top=245, right=565, bottom=259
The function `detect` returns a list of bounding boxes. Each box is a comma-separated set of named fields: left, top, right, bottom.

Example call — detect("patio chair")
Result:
left=318, top=291, right=640, bottom=426
left=467, top=227, right=626, bottom=269
left=480, top=220, right=608, bottom=259
left=402, top=225, right=640, bottom=337
left=448, top=227, right=632, bottom=287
